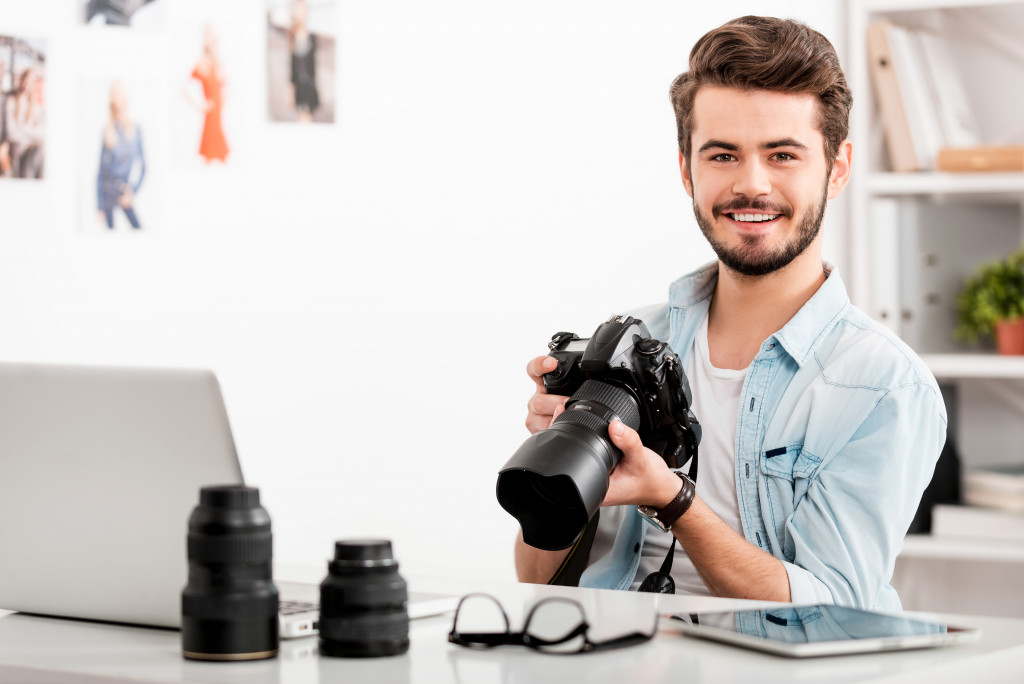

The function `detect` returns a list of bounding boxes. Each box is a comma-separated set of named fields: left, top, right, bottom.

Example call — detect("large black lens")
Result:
left=181, top=485, right=278, bottom=661
left=319, top=539, right=409, bottom=658
left=497, top=380, right=641, bottom=550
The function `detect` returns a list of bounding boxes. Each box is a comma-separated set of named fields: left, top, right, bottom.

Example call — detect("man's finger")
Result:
left=526, top=356, right=558, bottom=392
left=526, top=393, right=569, bottom=434
left=526, top=414, right=549, bottom=434
left=528, top=393, right=568, bottom=417
left=608, top=420, right=643, bottom=453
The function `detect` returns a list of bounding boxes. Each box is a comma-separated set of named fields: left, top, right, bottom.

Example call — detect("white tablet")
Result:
left=664, top=604, right=981, bottom=658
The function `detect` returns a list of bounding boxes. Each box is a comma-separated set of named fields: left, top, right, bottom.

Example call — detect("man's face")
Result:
left=681, top=86, right=849, bottom=277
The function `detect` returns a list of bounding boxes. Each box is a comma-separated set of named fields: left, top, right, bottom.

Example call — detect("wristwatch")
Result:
left=637, top=471, right=696, bottom=532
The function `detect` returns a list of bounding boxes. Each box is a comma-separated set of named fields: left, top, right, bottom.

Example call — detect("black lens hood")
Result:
left=497, top=422, right=619, bottom=550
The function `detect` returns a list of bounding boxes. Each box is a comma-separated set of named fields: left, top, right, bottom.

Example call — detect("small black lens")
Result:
left=319, top=539, right=409, bottom=658
left=181, top=485, right=278, bottom=661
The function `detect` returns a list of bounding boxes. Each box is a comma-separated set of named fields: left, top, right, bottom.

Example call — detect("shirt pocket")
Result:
left=761, top=445, right=820, bottom=482
left=759, top=446, right=822, bottom=561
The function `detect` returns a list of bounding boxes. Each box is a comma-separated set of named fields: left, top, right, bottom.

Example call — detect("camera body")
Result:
left=497, top=314, right=701, bottom=550
left=544, top=315, right=700, bottom=470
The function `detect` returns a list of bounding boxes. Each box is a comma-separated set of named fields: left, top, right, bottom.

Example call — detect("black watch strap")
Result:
left=638, top=471, right=695, bottom=531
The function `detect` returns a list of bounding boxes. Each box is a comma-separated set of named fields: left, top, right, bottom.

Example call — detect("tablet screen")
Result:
left=666, top=604, right=979, bottom=657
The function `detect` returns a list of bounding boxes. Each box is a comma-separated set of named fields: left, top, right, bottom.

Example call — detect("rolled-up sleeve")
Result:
left=783, top=560, right=836, bottom=604
left=782, top=382, right=946, bottom=609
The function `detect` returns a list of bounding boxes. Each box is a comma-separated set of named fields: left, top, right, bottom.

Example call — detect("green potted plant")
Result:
left=955, top=248, right=1024, bottom=354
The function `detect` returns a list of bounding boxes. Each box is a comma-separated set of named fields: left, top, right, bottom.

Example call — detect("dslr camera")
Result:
left=497, top=314, right=701, bottom=550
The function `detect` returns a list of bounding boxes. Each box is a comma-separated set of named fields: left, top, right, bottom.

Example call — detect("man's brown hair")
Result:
left=669, top=16, right=852, bottom=169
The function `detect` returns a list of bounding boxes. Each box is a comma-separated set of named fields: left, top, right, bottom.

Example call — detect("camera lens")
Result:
left=319, top=539, right=409, bottom=658
left=181, top=485, right=278, bottom=661
left=550, top=379, right=640, bottom=435
left=497, top=379, right=641, bottom=550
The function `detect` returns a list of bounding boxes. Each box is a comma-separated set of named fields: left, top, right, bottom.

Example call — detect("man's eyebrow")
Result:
left=762, top=138, right=809, bottom=151
left=696, top=138, right=811, bottom=154
left=697, top=140, right=738, bottom=154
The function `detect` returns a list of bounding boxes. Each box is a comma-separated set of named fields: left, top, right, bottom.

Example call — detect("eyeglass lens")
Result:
left=453, top=594, right=510, bottom=636
left=523, top=598, right=587, bottom=653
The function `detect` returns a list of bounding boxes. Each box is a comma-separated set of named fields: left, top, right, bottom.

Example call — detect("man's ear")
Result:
left=679, top=150, right=693, bottom=198
left=827, top=140, right=853, bottom=200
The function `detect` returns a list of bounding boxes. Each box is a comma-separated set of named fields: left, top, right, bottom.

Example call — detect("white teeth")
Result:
left=729, top=213, right=779, bottom=223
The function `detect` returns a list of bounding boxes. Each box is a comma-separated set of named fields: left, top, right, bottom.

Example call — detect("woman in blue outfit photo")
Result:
left=97, top=80, right=145, bottom=229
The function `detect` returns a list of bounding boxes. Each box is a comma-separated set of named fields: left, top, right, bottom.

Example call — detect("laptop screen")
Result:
left=0, top=363, right=243, bottom=628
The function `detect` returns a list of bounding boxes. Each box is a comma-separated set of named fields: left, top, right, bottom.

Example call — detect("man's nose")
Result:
left=731, top=159, right=773, bottom=198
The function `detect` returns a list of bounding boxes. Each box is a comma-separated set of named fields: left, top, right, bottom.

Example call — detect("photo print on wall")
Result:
left=82, top=0, right=164, bottom=28
left=266, top=0, right=336, bottom=124
left=0, top=35, right=46, bottom=180
left=185, top=24, right=230, bottom=164
left=78, top=75, right=161, bottom=232
left=168, top=0, right=253, bottom=171
left=95, top=79, right=146, bottom=229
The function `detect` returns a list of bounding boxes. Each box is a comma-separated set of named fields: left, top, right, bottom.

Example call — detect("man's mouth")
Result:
left=726, top=213, right=782, bottom=223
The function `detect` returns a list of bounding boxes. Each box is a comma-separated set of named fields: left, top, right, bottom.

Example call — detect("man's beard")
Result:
left=693, top=182, right=828, bottom=277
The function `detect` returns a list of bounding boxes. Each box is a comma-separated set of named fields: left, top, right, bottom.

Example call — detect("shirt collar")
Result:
left=668, top=260, right=850, bottom=367
left=668, top=261, right=719, bottom=309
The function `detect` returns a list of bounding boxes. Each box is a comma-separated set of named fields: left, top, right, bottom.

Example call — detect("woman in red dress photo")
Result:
left=185, top=24, right=228, bottom=163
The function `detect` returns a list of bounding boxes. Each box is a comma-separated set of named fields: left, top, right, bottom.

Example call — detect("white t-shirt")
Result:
left=631, top=312, right=747, bottom=593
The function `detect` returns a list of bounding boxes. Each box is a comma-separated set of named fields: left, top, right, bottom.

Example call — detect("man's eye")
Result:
left=773, top=152, right=796, bottom=162
left=710, top=153, right=735, bottom=162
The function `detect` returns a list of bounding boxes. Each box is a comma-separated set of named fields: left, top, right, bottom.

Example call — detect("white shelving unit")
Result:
left=922, top=354, right=1024, bottom=379
left=847, top=0, right=1024, bottom=617
left=901, top=533, right=1024, bottom=563
left=866, top=172, right=1024, bottom=197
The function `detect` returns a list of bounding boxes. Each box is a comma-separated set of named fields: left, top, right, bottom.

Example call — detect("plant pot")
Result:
left=995, top=318, right=1024, bottom=355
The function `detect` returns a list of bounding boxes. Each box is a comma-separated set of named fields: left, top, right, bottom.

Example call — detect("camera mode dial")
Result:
left=635, top=338, right=664, bottom=355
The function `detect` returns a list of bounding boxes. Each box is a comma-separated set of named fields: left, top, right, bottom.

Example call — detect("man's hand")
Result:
left=606, top=423, right=791, bottom=601
left=604, top=420, right=684, bottom=509
left=524, top=356, right=569, bottom=434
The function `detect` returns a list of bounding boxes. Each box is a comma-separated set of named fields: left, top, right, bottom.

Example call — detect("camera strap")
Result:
left=547, top=511, right=600, bottom=587
left=637, top=539, right=677, bottom=594
left=686, top=448, right=699, bottom=482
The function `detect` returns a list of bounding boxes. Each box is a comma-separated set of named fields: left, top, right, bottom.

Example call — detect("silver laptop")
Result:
left=0, top=362, right=454, bottom=637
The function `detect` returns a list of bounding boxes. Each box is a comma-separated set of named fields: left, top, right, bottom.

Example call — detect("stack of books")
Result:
left=866, top=20, right=1024, bottom=173
left=964, top=464, right=1024, bottom=513
left=931, top=464, right=1024, bottom=543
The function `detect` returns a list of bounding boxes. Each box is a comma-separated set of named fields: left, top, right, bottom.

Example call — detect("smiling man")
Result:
left=517, top=16, right=946, bottom=610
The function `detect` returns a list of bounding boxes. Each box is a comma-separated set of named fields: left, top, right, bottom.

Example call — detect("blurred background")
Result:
left=0, top=0, right=845, bottom=582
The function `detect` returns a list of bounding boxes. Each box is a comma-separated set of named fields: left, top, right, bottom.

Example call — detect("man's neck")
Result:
left=707, top=251, right=827, bottom=370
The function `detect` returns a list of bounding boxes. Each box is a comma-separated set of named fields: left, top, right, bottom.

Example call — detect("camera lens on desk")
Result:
left=181, top=485, right=279, bottom=661
left=319, top=539, right=409, bottom=658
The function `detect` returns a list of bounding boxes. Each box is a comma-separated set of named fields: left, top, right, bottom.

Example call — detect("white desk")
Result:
left=1, top=575, right=1023, bottom=684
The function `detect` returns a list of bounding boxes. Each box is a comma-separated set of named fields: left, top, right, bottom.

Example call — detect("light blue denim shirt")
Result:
left=579, top=262, right=946, bottom=611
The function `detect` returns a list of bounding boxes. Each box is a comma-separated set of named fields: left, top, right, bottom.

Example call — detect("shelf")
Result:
left=900, top=533, right=1024, bottom=562
left=853, top=0, right=1024, bottom=587
left=922, top=353, right=1024, bottom=379
left=860, top=0, right=1024, bottom=13
left=866, top=172, right=1024, bottom=198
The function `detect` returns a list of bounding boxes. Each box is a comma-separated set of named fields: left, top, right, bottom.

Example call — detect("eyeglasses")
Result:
left=447, top=593, right=656, bottom=655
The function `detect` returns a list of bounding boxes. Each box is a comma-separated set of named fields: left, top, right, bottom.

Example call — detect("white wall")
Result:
left=0, top=0, right=843, bottom=582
